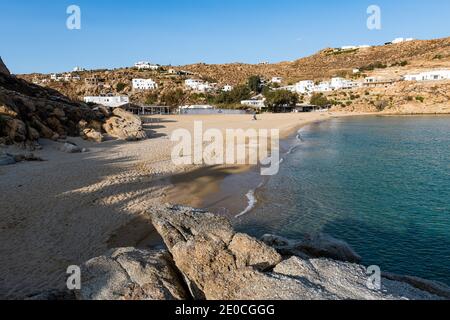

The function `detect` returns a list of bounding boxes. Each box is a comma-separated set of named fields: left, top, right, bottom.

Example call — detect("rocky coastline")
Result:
left=32, top=205, right=450, bottom=301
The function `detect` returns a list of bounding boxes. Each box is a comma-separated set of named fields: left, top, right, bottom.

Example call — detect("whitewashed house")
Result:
left=241, top=95, right=266, bottom=110
left=330, top=77, right=359, bottom=90
left=185, top=79, right=212, bottom=92
left=73, top=66, right=86, bottom=72
left=403, top=70, right=450, bottom=82
left=134, top=61, right=160, bottom=70
left=277, top=85, right=295, bottom=92
left=84, top=95, right=130, bottom=108
left=392, top=37, right=415, bottom=44
left=50, top=73, right=64, bottom=82
left=314, top=81, right=333, bottom=92
left=132, top=78, right=158, bottom=90
left=222, top=85, right=233, bottom=92
left=271, top=77, right=283, bottom=84
left=64, top=73, right=80, bottom=82
left=294, top=80, right=315, bottom=94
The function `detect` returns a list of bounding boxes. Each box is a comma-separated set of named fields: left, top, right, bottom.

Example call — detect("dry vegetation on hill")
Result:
left=18, top=36, right=450, bottom=113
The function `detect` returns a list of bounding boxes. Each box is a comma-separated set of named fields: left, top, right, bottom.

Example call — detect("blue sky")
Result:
left=1, top=0, right=449, bottom=74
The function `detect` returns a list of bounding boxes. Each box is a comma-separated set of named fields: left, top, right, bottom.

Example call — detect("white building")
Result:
left=403, top=70, right=450, bottom=82
left=330, top=77, right=359, bottom=90
left=134, top=61, right=160, bottom=70
left=73, top=66, right=86, bottom=72
left=271, top=77, right=283, bottom=84
left=64, top=73, right=80, bottom=81
left=392, top=37, right=415, bottom=44
left=84, top=96, right=130, bottom=108
left=340, top=45, right=370, bottom=50
left=314, top=81, right=333, bottom=92
left=185, top=79, right=212, bottom=92
left=241, top=95, right=266, bottom=110
left=179, top=105, right=215, bottom=112
left=132, top=78, right=158, bottom=90
left=294, top=80, right=315, bottom=94
left=50, top=73, right=65, bottom=81
left=222, top=85, right=233, bottom=92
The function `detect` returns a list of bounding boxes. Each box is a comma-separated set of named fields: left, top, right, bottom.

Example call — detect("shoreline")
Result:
left=163, top=112, right=370, bottom=219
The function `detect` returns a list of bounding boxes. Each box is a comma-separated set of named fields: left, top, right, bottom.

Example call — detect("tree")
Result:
left=160, top=89, right=186, bottom=107
left=248, top=75, right=262, bottom=93
left=264, top=90, right=298, bottom=111
left=145, top=92, right=159, bottom=105
left=310, top=93, right=330, bottom=107
left=116, top=82, right=126, bottom=92
left=214, top=85, right=251, bottom=105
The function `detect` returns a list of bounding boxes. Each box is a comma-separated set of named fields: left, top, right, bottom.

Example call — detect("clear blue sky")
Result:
left=1, top=0, right=449, bottom=74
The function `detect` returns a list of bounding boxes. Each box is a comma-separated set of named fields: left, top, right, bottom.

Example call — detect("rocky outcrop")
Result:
left=0, top=69, right=105, bottom=146
left=260, top=233, right=362, bottom=263
left=73, top=206, right=450, bottom=301
left=79, top=248, right=189, bottom=300
left=0, top=57, right=10, bottom=76
left=103, top=108, right=147, bottom=141
left=147, top=205, right=448, bottom=300
left=0, top=60, right=146, bottom=146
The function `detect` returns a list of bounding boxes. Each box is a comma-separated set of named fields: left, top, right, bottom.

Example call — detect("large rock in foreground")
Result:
left=150, top=205, right=447, bottom=300
left=79, top=248, right=189, bottom=300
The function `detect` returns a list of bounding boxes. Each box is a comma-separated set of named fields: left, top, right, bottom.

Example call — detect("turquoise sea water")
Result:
left=236, top=116, right=450, bottom=285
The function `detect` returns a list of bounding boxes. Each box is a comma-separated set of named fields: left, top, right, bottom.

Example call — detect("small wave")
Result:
left=235, top=189, right=257, bottom=218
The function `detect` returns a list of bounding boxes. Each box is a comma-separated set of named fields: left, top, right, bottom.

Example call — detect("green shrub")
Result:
left=415, top=96, right=425, bottom=103
left=116, top=82, right=126, bottom=92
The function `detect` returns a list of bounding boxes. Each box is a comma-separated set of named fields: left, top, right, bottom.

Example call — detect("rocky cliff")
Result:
left=64, top=206, right=450, bottom=301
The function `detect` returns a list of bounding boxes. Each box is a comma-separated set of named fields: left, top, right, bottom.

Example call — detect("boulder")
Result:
left=4, top=118, right=27, bottom=143
left=82, top=128, right=103, bottom=143
left=103, top=108, right=147, bottom=141
left=0, top=153, right=16, bottom=166
left=273, top=256, right=443, bottom=300
left=60, top=142, right=82, bottom=153
left=78, top=248, right=189, bottom=300
left=149, top=206, right=447, bottom=300
left=261, top=233, right=362, bottom=263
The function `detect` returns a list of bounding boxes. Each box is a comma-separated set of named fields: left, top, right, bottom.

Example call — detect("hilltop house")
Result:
left=50, top=73, right=65, bottom=82
left=132, top=78, right=158, bottom=90
left=294, top=80, right=315, bottom=94
left=134, top=61, right=160, bottom=70
left=330, top=77, right=359, bottom=90
left=241, top=94, right=266, bottom=110
left=271, top=77, right=283, bottom=84
left=314, top=81, right=333, bottom=92
left=185, top=79, right=212, bottom=92
left=403, top=70, right=450, bottom=82
left=73, top=66, right=86, bottom=72
left=391, top=37, right=415, bottom=44
left=222, top=85, right=233, bottom=92
left=84, top=95, right=130, bottom=108
left=85, top=75, right=105, bottom=86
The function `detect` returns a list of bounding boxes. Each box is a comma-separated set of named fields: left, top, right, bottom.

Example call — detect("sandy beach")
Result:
left=0, top=111, right=360, bottom=298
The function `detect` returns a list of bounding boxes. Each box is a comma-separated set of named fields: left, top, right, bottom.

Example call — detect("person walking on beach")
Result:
left=252, top=112, right=258, bottom=121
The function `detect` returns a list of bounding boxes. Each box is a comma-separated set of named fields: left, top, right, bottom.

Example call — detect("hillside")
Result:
left=17, top=36, right=450, bottom=111
left=172, top=36, right=450, bottom=84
